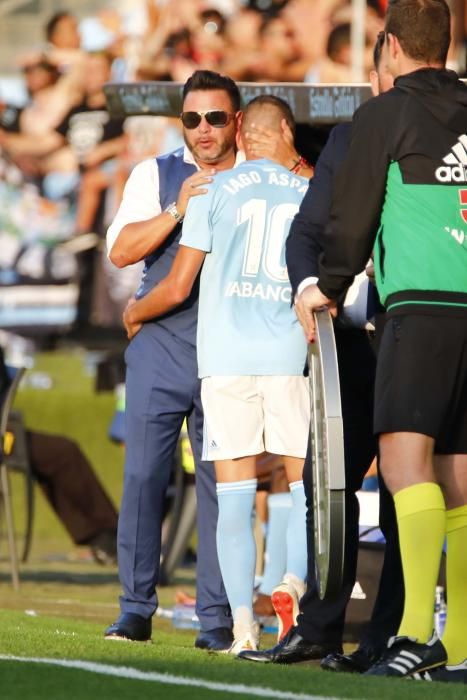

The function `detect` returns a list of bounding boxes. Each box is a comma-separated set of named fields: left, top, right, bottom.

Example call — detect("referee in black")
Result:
left=295, top=0, right=467, bottom=682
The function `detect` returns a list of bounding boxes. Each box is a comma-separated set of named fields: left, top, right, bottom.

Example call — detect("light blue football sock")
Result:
left=285, top=480, right=307, bottom=581
left=259, top=492, right=292, bottom=595
left=216, top=479, right=257, bottom=617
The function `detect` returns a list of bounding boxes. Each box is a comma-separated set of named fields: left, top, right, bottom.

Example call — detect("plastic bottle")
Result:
left=172, top=604, right=201, bottom=630
left=260, top=616, right=278, bottom=636
left=434, top=585, right=447, bottom=637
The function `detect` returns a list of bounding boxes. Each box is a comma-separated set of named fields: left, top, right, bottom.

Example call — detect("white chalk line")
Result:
left=0, top=655, right=351, bottom=700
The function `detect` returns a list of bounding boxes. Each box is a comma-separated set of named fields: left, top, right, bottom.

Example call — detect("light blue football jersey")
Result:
left=180, top=159, right=309, bottom=377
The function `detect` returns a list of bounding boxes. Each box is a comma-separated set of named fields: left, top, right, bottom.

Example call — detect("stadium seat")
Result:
left=4, top=409, right=35, bottom=563
left=0, top=365, right=31, bottom=589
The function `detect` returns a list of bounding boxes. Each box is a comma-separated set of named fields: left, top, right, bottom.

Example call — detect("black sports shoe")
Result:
left=412, top=659, right=467, bottom=683
left=364, top=632, right=447, bottom=678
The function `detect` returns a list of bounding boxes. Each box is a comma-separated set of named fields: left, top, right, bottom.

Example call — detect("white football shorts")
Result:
left=201, top=375, right=310, bottom=461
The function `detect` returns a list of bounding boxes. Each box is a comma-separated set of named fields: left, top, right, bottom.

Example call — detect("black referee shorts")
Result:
left=374, top=314, right=467, bottom=454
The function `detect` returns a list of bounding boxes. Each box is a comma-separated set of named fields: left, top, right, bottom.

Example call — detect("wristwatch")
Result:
left=165, top=202, right=183, bottom=222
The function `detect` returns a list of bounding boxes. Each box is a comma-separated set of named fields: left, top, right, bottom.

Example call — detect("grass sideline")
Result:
left=0, top=607, right=464, bottom=700
left=0, top=351, right=462, bottom=699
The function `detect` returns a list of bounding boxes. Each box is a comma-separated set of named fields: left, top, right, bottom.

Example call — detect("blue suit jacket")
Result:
left=286, top=123, right=351, bottom=296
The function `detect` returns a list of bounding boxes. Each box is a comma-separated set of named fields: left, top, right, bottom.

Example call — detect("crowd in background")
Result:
left=0, top=0, right=466, bottom=331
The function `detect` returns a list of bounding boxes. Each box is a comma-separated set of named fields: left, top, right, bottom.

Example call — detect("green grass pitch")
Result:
left=0, top=351, right=462, bottom=699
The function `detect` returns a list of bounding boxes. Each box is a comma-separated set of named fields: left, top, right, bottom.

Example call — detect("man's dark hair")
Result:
left=183, top=70, right=241, bottom=111
left=45, top=11, right=73, bottom=42
left=243, top=94, right=296, bottom=136
left=373, top=31, right=385, bottom=69
left=385, top=0, right=451, bottom=65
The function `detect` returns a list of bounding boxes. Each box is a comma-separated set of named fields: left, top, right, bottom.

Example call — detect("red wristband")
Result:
left=290, top=155, right=310, bottom=174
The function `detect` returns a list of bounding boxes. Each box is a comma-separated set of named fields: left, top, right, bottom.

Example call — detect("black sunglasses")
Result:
left=180, top=110, right=235, bottom=129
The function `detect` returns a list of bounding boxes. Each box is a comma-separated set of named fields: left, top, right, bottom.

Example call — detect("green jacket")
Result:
left=318, top=68, right=467, bottom=318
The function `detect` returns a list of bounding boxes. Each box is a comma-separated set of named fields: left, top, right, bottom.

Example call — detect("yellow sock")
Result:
left=441, top=504, right=467, bottom=665
left=395, top=482, right=446, bottom=642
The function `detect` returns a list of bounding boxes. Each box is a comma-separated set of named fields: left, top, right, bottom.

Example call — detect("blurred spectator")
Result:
left=46, top=11, right=81, bottom=50
left=0, top=52, right=126, bottom=232
left=131, top=0, right=393, bottom=84
left=80, top=11, right=132, bottom=81
left=306, top=21, right=376, bottom=82
left=137, top=27, right=193, bottom=80
left=58, top=51, right=127, bottom=233
left=138, top=0, right=204, bottom=77
left=0, top=52, right=83, bottom=182
left=283, top=0, right=335, bottom=80
left=305, top=22, right=354, bottom=83
left=190, top=9, right=227, bottom=70
left=14, top=52, right=84, bottom=139
left=248, top=12, right=301, bottom=81
left=138, top=3, right=227, bottom=81
left=220, top=7, right=263, bottom=80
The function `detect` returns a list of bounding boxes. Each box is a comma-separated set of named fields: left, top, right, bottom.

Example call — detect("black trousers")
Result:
left=296, top=327, right=404, bottom=650
left=26, top=430, right=118, bottom=545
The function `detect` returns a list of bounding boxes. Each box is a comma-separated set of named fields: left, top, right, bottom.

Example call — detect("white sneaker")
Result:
left=271, top=575, right=305, bottom=642
left=227, top=630, right=259, bottom=656
left=224, top=609, right=260, bottom=656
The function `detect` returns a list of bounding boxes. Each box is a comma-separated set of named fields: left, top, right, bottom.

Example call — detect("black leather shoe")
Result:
left=321, top=645, right=382, bottom=673
left=195, top=627, right=234, bottom=651
left=105, top=612, right=152, bottom=641
left=237, top=626, right=341, bottom=664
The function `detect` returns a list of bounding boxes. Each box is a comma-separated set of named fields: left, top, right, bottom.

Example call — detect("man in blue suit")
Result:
left=104, top=70, right=242, bottom=649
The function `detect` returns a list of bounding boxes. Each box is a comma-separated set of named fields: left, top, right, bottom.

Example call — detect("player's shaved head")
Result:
left=241, top=95, right=295, bottom=137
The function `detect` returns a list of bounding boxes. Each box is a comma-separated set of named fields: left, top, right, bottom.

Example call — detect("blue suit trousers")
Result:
left=118, top=322, right=231, bottom=630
